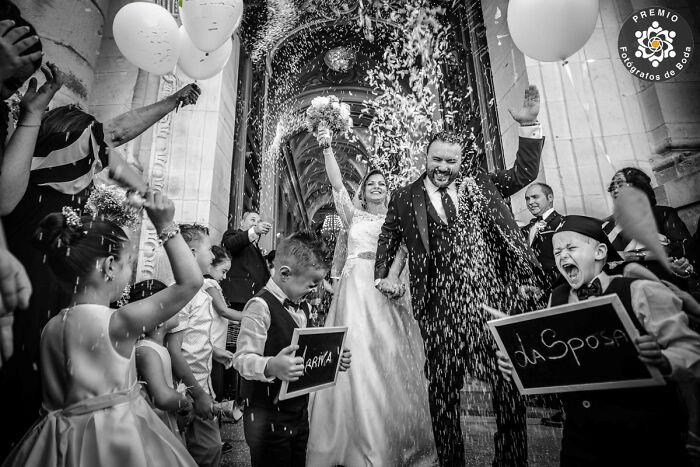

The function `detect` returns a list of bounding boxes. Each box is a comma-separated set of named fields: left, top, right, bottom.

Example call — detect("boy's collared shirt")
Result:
left=233, top=278, right=307, bottom=382
left=562, top=272, right=700, bottom=381
left=169, top=285, right=215, bottom=396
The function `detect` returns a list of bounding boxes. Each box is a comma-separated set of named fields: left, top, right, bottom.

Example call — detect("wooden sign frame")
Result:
left=487, top=295, right=665, bottom=395
left=278, top=326, right=348, bottom=401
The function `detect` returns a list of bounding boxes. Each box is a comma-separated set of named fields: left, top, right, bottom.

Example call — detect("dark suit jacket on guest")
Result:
left=521, top=210, right=564, bottom=288
left=221, top=228, right=271, bottom=308
left=374, top=136, right=544, bottom=315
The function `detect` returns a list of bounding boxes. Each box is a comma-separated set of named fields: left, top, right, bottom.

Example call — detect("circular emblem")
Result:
left=618, top=7, right=694, bottom=82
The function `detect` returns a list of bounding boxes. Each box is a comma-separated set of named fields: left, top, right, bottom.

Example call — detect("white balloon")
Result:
left=177, top=26, right=233, bottom=80
left=507, top=0, right=599, bottom=62
left=113, top=2, right=180, bottom=75
left=181, top=0, right=244, bottom=52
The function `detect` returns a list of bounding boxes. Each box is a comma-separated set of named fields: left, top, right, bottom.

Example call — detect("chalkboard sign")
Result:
left=278, top=326, right=348, bottom=401
left=487, top=295, right=665, bottom=395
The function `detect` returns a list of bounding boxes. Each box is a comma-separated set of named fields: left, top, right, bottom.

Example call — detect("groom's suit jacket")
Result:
left=374, top=137, right=544, bottom=315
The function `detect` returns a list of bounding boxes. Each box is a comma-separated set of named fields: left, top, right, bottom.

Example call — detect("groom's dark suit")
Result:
left=375, top=136, right=544, bottom=466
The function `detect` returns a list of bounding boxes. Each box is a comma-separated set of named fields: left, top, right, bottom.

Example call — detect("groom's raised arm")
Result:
left=375, top=191, right=403, bottom=280
left=490, top=131, right=544, bottom=199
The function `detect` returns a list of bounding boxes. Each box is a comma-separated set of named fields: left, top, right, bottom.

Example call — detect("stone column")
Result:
left=14, top=0, right=110, bottom=106
left=135, top=37, right=241, bottom=283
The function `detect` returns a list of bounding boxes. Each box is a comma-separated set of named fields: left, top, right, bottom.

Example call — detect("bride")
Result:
left=306, top=129, right=437, bottom=466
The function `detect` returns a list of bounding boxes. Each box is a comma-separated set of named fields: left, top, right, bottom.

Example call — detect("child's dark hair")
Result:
left=179, top=223, right=209, bottom=246
left=128, top=279, right=167, bottom=303
left=211, top=245, right=231, bottom=267
left=275, top=231, right=329, bottom=272
left=33, top=211, right=129, bottom=286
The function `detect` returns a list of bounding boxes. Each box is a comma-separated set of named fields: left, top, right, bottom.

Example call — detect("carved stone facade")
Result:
left=135, top=73, right=180, bottom=282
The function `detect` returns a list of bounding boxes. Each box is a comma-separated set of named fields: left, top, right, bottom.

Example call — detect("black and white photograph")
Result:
left=0, top=0, right=699, bottom=466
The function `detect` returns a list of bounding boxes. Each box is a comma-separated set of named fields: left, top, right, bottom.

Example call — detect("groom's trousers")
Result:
left=419, top=297, right=529, bottom=467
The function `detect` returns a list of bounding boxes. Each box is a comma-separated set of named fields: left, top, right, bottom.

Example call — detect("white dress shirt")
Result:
left=528, top=207, right=555, bottom=246
left=168, top=285, right=215, bottom=396
left=564, top=272, right=700, bottom=381
left=233, top=278, right=307, bottom=382
left=423, top=177, right=459, bottom=224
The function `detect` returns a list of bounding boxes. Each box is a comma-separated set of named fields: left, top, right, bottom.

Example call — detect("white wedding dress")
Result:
left=306, top=187, right=437, bottom=467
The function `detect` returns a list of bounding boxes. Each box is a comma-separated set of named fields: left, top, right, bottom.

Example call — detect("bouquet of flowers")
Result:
left=305, top=95, right=353, bottom=136
left=85, top=184, right=143, bottom=230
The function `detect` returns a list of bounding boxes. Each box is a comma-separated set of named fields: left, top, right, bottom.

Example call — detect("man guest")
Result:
left=522, top=182, right=564, bottom=289
left=221, top=212, right=273, bottom=310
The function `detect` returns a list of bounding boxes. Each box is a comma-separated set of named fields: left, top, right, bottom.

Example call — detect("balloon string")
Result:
left=561, top=61, right=615, bottom=171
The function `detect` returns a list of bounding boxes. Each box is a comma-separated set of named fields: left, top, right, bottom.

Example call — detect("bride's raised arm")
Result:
left=319, top=128, right=344, bottom=193
left=318, top=128, right=354, bottom=227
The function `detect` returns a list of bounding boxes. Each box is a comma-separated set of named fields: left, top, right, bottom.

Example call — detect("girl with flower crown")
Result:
left=3, top=192, right=201, bottom=467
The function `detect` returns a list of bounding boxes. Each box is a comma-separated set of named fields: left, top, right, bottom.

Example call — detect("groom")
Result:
left=375, top=85, right=544, bottom=466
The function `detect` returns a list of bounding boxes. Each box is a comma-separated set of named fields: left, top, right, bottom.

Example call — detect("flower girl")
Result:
left=4, top=192, right=200, bottom=467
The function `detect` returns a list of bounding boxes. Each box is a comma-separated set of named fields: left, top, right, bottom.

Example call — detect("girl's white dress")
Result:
left=3, top=304, right=195, bottom=467
left=306, top=187, right=437, bottom=467
left=135, top=339, right=183, bottom=442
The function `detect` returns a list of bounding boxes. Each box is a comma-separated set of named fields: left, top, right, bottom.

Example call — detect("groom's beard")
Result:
left=428, top=168, right=459, bottom=187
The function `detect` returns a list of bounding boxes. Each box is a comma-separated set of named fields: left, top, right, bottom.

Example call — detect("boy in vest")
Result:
left=498, top=215, right=700, bottom=466
left=233, top=231, right=351, bottom=467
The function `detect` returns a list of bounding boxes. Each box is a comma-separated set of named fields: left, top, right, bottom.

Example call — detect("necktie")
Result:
left=283, top=299, right=301, bottom=311
left=528, top=216, right=544, bottom=245
left=439, top=187, right=457, bottom=223
left=576, top=278, right=603, bottom=300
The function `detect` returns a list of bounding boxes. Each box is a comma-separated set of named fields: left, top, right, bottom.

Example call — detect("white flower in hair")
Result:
left=62, top=206, right=82, bottom=228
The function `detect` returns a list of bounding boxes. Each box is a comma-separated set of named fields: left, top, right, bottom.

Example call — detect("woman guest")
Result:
left=604, top=167, right=696, bottom=287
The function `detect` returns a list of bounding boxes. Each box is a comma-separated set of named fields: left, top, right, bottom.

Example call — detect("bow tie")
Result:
left=576, top=278, right=602, bottom=300
left=531, top=215, right=543, bottom=224
left=283, top=299, right=301, bottom=311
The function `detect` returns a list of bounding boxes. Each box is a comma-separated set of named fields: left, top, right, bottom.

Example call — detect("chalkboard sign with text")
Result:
left=278, top=326, right=348, bottom=401
left=488, top=295, right=665, bottom=395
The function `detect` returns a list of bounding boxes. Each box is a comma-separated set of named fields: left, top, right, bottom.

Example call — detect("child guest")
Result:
left=233, top=231, right=351, bottom=467
left=132, top=279, right=193, bottom=441
left=165, top=224, right=229, bottom=467
left=498, top=215, right=700, bottom=466
left=4, top=192, right=200, bottom=466
left=205, top=245, right=243, bottom=403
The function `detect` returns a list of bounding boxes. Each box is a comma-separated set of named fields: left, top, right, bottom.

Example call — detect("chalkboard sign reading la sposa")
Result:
left=488, top=295, right=665, bottom=395
left=279, top=326, right=348, bottom=401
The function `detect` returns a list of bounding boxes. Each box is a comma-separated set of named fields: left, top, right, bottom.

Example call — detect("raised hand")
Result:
left=174, top=83, right=201, bottom=110
left=0, top=20, right=42, bottom=84
left=316, top=127, right=332, bottom=149
left=20, top=62, right=63, bottom=122
left=143, top=191, right=176, bottom=233
left=254, top=221, right=272, bottom=236
left=508, top=85, right=540, bottom=125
